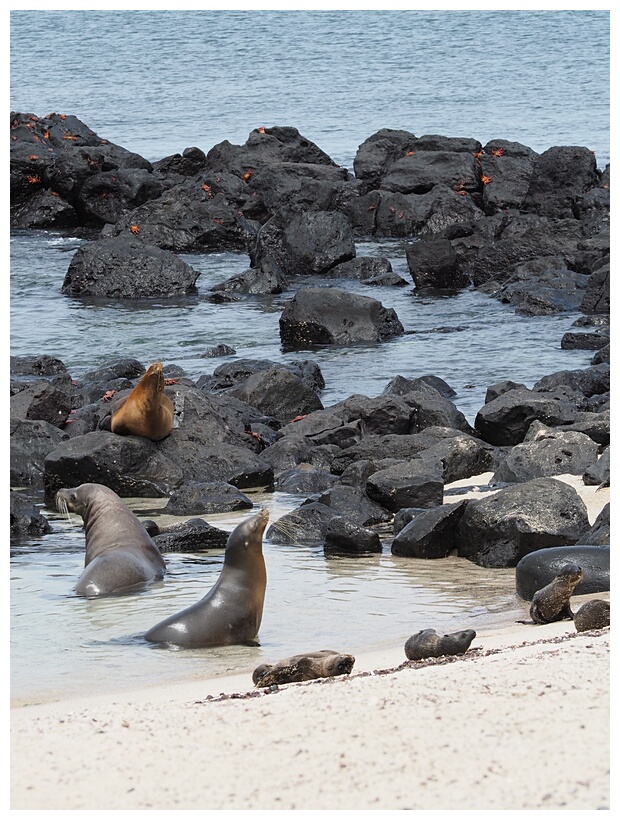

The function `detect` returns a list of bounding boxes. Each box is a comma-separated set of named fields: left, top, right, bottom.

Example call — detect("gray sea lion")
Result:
left=404, top=628, right=477, bottom=661
left=573, top=599, right=610, bottom=632
left=252, top=650, right=355, bottom=687
left=144, top=508, right=269, bottom=648
left=110, top=361, right=174, bottom=441
left=529, top=562, right=583, bottom=624
left=55, top=483, right=166, bottom=597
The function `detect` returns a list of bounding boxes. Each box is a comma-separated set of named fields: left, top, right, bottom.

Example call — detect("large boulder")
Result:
left=365, top=457, right=444, bottom=512
left=474, top=388, right=579, bottom=446
left=391, top=500, right=467, bottom=558
left=61, top=235, right=200, bottom=298
left=405, top=239, right=470, bottom=289
left=454, top=478, right=590, bottom=567
left=491, top=429, right=599, bottom=484
left=250, top=210, right=355, bottom=277
left=522, top=146, right=600, bottom=219
left=279, top=287, right=404, bottom=349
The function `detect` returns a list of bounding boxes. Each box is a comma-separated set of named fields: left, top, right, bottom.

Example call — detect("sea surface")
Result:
left=9, top=9, right=609, bottom=704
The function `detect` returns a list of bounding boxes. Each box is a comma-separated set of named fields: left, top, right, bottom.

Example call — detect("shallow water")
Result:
left=11, top=490, right=527, bottom=706
left=9, top=9, right=608, bottom=704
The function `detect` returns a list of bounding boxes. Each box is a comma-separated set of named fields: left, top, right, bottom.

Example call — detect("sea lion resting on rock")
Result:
left=573, top=599, right=610, bottom=632
left=529, top=562, right=583, bottom=624
left=252, top=650, right=355, bottom=687
left=405, top=628, right=476, bottom=661
left=110, top=361, right=174, bottom=441
left=144, top=509, right=269, bottom=648
left=56, top=483, right=166, bottom=597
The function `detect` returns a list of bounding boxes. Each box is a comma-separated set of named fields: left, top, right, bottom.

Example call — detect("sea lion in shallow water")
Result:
left=110, top=361, right=174, bottom=441
left=573, top=599, right=610, bottom=632
left=55, top=483, right=166, bottom=597
left=404, top=628, right=477, bottom=661
left=529, top=562, right=583, bottom=624
left=252, top=650, right=355, bottom=687
left=144, top=508, right=269, bottom=648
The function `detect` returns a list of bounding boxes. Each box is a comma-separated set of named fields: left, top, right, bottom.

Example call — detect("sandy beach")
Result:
left=10, top=474, right=611, bottom=810
left=10, top=611, right=610, bottom=811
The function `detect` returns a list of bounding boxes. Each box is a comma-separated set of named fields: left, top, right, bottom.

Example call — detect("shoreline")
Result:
left=11, top=614, right=610, bottom=810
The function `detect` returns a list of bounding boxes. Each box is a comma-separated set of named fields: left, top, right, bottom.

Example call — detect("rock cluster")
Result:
left=10, top=115, right=610, bottom=575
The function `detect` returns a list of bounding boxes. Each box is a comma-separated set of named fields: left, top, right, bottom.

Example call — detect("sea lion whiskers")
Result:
left=268, top=513, right=305, bottom=540
left=55, top=493, right=77, bottom=526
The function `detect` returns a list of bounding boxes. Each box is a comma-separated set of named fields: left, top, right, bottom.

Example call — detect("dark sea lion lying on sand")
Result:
left=253, top=650, right=355, bottom=687
left=404, top=628, right=476, bottom=661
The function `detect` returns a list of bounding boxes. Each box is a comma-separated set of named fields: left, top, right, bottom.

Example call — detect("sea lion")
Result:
left=109, top=361, right=174, bottom=441
left=515, top=545, right=609, bottom=601
left=144, top=508, right=269, bottom=648
left=404, top=628, right=476, bottom=661
left=529, top=562, right=583, bottom=624
left=252, top=650, right=355, bottom=687
left=573, top=599, right=610, bottom=632
left=55, top=483, right=166, bottom=597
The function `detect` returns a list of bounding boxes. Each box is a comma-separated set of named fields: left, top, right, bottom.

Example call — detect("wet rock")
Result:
left=479, top=142, right=538, bottom=213
left=579, top=263, right=610, bottom=313
left=316, top=484, right=391, bottom=526
left=279, top=287, right=404, bottom=349
left=226, top=366, right=324, bottom=424
left=150, top=518, right=230, bottom=552
left=374, top=184, right=483, bottom=238
left=274, top=467, right=340, bottom=495
left=251, top=210, right=355, bottom=277
left=365, top=457, right=444, bottom=512
left=574, top=599, right=610, bottom=632
left=474, top=388, right=579, bottom=446
left=560, top=329, right=609, bottom=350
left=323, top=517, right=382, bottom=554
left=325, top=256, right=406, bottom=286
left=10, top=381, right=73, bottom=429
left=78, top=168, right=163, bottom=225
left=164, top=482, right=253, bottom=515
left=353, top=128, right=418, bottom=190
left=382, top=373, right=457, bottom=399
left=10, top=418, right=69, bottom=488
left=10, top=491, right=52, bottom=539
left=532, top=364, right=610, bottom=399
left=266, top=501, right=341, bottom=544
left=454, top=477, right=590, bottom=567
left=405, top=238, right=469, bottom=289
left=61, top=234, right=200, bottom=298
left=391, top=500, right=467, bottom=558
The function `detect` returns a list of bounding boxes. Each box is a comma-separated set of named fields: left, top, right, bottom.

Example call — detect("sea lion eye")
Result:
left=70, top=493, right=77, bottom=502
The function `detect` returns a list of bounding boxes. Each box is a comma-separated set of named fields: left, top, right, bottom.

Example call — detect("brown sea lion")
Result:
left=404, top=628, right=477, bottom=661
left=573, top=599, right=610, bottom=632
left=529, top=562, right=583, bottom=624
left=252, top=650, right=355, bottom=687
left=144, top=508, right=269, bottom=648
left=55, top=483, right=166, bottom=597
left=110, top=361, right=174, bottom=441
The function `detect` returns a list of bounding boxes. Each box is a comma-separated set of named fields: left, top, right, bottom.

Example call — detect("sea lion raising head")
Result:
left=110, top=361, right=174, bottom=441
left=144, top=508, right=269, bottom=648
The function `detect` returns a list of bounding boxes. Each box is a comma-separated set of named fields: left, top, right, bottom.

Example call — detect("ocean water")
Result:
left=9, top=9, right=609, bottom=704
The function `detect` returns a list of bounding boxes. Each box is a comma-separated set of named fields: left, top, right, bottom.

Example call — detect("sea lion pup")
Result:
left=529, top=562, right=583, bottom=625
left=573, top=599, right=610, bottom=633
left=144, top=508, right=269, bottom=648
left=110, top=361, right=174, bottom=441
left=404, top=628, right=477, bottom=662
left=55, top=483, right=166, bottom=597
left=252, top=650, right=355, bottom=687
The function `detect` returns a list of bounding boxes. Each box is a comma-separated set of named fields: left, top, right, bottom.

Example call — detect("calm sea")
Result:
left=9, top=9, right=609, bottom=704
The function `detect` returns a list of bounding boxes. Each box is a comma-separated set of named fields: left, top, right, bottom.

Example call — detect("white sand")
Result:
left=10, top=474, right=610, bottom=810
left=10, top=613, right=610, bottom=811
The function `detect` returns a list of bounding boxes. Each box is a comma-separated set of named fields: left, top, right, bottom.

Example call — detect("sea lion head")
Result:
left=224, top=508, right=270, bottom=567
left=55, top=483, right=101, bottom=517
left=141, top=361, right=165, bottom=393
left=557, top=562, right=584, bottom=586
left=324, top=653, right=355, bottom=676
